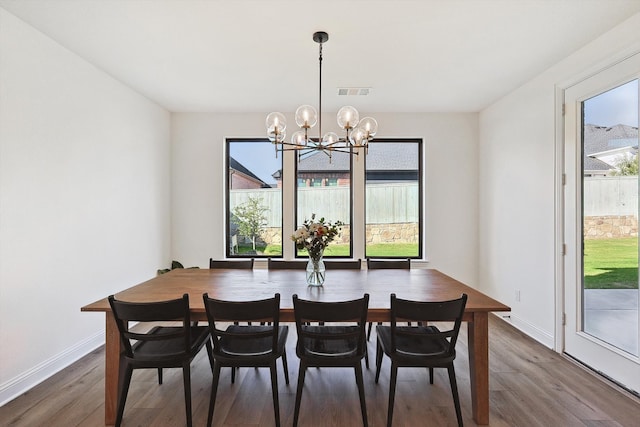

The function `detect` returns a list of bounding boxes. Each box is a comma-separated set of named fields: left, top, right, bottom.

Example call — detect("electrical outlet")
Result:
left=515, top=290, right=521, bottom=302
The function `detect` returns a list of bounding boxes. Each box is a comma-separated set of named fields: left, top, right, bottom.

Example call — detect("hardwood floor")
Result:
left=1, top=315, right=639, bottom=426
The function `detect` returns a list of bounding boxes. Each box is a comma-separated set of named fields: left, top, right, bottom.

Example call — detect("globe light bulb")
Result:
left=349, top=127, right=367, bottom=146
left=295, top=105, right=318, bottom=129
left=337, top=106, right=359, bottom=130
left=322, top=132, right=340, bottom=146
left=358, top=117, right=378, bottom=139
left=291, top=130, right=307, bottom=147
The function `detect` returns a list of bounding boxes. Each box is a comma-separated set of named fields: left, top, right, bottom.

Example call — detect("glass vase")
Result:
left=306, top=249, right=326, bottom=286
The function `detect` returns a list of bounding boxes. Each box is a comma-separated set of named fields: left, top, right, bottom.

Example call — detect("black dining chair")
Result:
left=324, top=258, right=362, bottom=270
left=267, top=258, right=307, bottom=269
left=107, top=294, right=213, bottom=427
left=209, top=258, right=254, bottom=269
left=365, top=258, right=411, bottom=340
left=292, top=294, right=370, bottom=427
left=375, top=293, right=468, bottom=427
left=203, top=293, right=289, bottom=427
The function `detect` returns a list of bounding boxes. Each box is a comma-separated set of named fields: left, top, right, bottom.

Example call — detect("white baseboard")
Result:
left=0, top=331, right=104, bottom=407
left=494, top=312, right=554, bottom=349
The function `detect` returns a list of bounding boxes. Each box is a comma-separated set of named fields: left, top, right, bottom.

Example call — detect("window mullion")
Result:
left=282, top=149, right=297, bottom=260
left=352, top=154, right=366, bottom=261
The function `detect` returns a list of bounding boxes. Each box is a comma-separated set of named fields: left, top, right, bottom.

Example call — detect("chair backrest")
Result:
left=324, top=259, right=362, bottom=270
left=389, top=293, right=468, bottom=356
left=203, top=293, right=282, bottom=355
left=366, top=258, right=411, bottom=269
left=267, top=258, right=307, bottom=270
left=293, top=294, right=369, bottom=358
left=108, top=294, right=191, bottom=359
left=209, top=258, right=254, bottom=269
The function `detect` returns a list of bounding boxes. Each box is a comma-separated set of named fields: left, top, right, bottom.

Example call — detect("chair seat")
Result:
left=376, top=325, right=455, bottom=364
left=217, top=325, right=288, bottom=361
left=131, top=326, right=210, bottom=363
left=298, top=325, right=362, bottom=362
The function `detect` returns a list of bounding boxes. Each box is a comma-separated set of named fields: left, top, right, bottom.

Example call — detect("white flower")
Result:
left=293, top=227, right=309, bottom=241
left=291, top=214, right=343, bottom=251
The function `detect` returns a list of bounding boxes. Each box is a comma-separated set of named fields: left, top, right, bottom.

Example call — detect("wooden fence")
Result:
left=229, top=182, right=419, bottom=227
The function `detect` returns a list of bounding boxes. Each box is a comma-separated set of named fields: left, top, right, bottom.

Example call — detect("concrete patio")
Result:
left=584, top=289, right=639, bottom=355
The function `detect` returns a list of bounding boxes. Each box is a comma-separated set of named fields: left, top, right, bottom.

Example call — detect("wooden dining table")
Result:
left=82, top=267, right=510, bottom=425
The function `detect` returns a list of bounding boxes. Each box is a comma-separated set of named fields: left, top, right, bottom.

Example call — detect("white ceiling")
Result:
left=2, top=0, right=640, bottom=113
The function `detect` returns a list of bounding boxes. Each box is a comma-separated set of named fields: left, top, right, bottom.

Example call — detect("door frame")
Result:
left=556, top=48, right=640, bottom=393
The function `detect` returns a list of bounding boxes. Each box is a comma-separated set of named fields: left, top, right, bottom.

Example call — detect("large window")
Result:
left=226, top=139, right=282, bottom=257
left=365, top=139, right=422, bottom=258
left=225, top=138, right=423, bottom=259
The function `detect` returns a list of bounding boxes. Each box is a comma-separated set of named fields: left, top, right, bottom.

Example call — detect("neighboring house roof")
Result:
left=583, top=156, right=612, bottom=172
left=297, top=149, right=351, bottom=172
left=292, top=142, right=419, bottom=173
left=584, top=124, right=638, bottom=154
left=229, top=156, right=270, bottom=188
left=583, top=124, right=638, bottom=172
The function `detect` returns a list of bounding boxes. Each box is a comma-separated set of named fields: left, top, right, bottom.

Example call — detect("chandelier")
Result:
left=265, top=31, right=378, bottom=161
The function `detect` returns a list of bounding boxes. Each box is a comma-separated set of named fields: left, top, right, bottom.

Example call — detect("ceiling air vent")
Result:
left=337, top=87, right=371, bottom=96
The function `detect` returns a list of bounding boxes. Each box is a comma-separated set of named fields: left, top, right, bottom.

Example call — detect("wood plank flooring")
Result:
left=1, top=315, right=639, bottom=426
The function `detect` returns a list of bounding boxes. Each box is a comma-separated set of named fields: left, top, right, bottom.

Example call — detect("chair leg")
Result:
left=386, top=364, right=398, bottom=427
left=281, top=351, right=290, bottom=385
left=447, top=365, right=464, bottom=427
left=354, top=362, right=368, bottom=427
left=364, top=345, right=370, bottom=369
left=182, top=363, right=193, bottom=427
left=231, top=366, right=236, bottom=383
left=293, top=362, right=307, bottom=427
left=429, top=367, right=434, bottom=384
left=157, top=367, right=163, bottom=384
left=207, top=362, right=222, bottom=427
left=205, top=339, right=214, bottom=374
left=375, top=339, right=384, bottom=383
left=115, top=364, right=133, bottom=427
left=367, top=321, right=382, bottom=341
left=269, top=362, right=281, bottom=427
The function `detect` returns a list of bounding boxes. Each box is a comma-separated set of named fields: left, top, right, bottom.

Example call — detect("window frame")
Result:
left=225, top=138, right=283, bottom=258
left=364, top=138, right=423, bottom=260
left=224, top=137, right=424, bottom=260
left=294, top=147, right=354, bottom=259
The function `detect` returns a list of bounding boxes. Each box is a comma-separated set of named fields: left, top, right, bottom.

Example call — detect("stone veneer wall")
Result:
left=260, top=227, right=282, bottom=245
left=259, top=218, right=635, bottom=245
left=584, top=215, right=638, bottom=239
left=366, top=223, right=419, bottom=243
left=259, top=223, right=418, bottom=245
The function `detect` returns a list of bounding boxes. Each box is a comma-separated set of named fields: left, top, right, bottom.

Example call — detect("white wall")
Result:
left=0, top=9, right=171, bottom=404
left=9, top=3, right=638, bottom=409
left=479, top=13, right=640, bottom=347
left=171, top=112, right=479, bottom=286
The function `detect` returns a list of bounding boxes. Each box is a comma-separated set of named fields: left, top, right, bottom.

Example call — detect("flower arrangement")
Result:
left=291, top=214, right=343, bottom=259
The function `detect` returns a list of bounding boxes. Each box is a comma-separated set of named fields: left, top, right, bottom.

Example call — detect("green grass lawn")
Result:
left=584, top=237, right=638, bottom=289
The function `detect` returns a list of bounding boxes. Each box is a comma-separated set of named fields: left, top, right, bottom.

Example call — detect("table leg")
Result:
left=467, top=311, right=489, bottom=424
left=105, top=312, right=121, bottom=425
